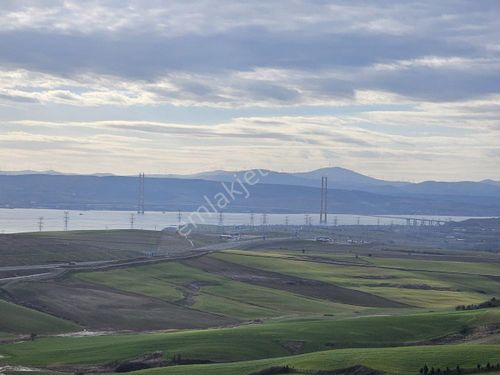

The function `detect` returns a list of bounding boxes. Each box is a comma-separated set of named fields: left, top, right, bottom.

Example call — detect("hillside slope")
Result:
left=1, top=174, right=500, bottom=215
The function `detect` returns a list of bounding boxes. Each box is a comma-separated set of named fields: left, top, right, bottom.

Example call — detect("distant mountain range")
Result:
left=482, top=179, right=500, bottom=187
left=3, top=167, right=499, bottom=197
left=0, top=170, right=114, bottom=177
left=0, top=167, right=500, bottom=216
left=160, top=167, right=406, bottom=189
left=160, top=167, right=500, bottom=198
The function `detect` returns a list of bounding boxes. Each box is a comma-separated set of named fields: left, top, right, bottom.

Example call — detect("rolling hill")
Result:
left=1, top=174, right=500, bottom=215
left=163, top=167, right=500, bottom=197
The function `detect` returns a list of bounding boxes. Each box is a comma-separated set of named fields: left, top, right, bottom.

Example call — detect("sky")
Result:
left=0, top=1, right=499, bottom=181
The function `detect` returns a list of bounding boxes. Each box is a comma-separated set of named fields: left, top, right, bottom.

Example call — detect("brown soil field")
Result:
left=2, top=279, right=236, bottom=330
left=182, top=255, right=408, bottom=308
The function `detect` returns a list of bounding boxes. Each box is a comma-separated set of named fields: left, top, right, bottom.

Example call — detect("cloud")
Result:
left=0, top=1, right=499, bottom=180
left=2, top=64, right=499, bottom=109
left=5, top=110, right=499, bottom=181
left=0, top=1, right=498, bottom=104
left=0, top=92, right=39, bottom=103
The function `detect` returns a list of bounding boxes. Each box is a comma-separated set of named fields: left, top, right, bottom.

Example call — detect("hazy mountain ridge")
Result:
left=2, top=167, right=500, bottom=203
left=162, top=167, right=405, bottom=187
left=1, top=174, right=500, bottom=216
left=482, top=179, right=500, bottom=187
left=0, top=170, right=114, bottom=177
left=161, top=167, right=500, bottom=198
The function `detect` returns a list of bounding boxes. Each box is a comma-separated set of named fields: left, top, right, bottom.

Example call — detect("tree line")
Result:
left=420, top=362, right=500, bottom=375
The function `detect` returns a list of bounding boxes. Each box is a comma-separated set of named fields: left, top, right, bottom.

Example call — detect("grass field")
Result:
left=1, top=309, right=498, bottom=366
left=2, top=232, right=500, bottom=375
left=364, top=256, right=500, bottom=276
left=0, top=230, right=219, bottom=266
left=0, top=230, right=160, bottom=266
left=213, top=250, right=500, bottom=308
left=0, top=298, right=78, bottom=337
left=76, top=261, right=367, bottom=321
left=5, top=245, right=497, bottom=333
left=133, top=344, right=500, bottom=375
left=3, top=279, right=234, bottom=331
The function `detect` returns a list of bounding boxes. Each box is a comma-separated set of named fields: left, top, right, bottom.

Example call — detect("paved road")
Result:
left=0, top=237, right=293, bottom=283
left=0, top=260, right=115, bottom=273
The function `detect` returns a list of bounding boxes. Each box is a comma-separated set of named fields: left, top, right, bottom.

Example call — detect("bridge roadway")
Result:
left=367, top=215, right=449, bottom=226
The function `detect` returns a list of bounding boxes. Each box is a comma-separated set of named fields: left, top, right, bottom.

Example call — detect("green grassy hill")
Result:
left=133, top=344, right=500, bottom=375
left=0, top=230, right=218, bottom=267
left=0, top=298, right=79, bottom=337
left=1, top=309, right=499, bottom=366
left=2, top=235, right=500, bottom=375
left=0, top=230, right=160, bottom=266
left=213, top=250, right=500, bottom=308
left=76, top=261, right=360, bottom=321
left=5, top=244, right=500, bottom=333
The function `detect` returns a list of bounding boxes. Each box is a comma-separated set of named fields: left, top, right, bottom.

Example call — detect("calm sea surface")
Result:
left=0, top=208, right=482, bottom=234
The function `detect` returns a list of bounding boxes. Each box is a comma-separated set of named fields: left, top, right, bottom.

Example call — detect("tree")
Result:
left=30, top=333, right=37, bottom=341
left=459, top=325, right=470, bottom=335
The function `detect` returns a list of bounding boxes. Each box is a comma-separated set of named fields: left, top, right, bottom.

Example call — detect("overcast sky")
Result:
left=0, top=0, right=499, bottom=181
